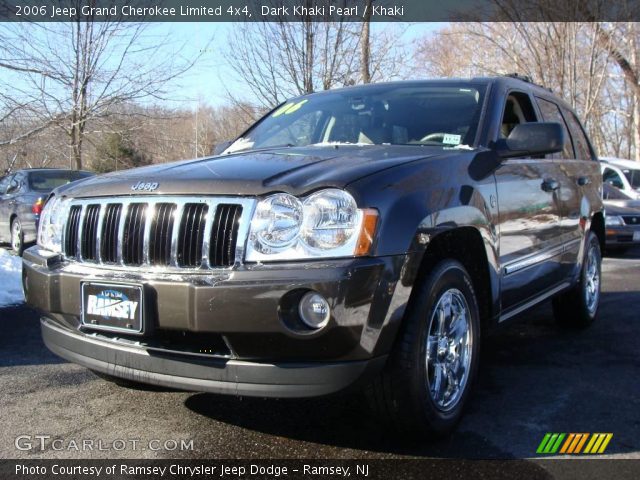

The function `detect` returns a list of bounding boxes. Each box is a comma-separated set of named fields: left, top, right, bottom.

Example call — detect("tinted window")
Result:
left=620, top=168, right=640, bottom=189
left=227, top=84, right=487, bottom=153
left=562, top=110, right=593, bottom=160
left=28, top=171, right=93, bottom=192
left=536, top=97, right=574, bottom=159
left=603, top=168, right=625, bottom=189
left=0, top=175, right=11, bottom=195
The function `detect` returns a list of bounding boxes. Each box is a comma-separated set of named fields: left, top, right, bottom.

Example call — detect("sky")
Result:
left=151, top=22, right=445, bottom=109
left=0, top=22, right=445, bottom=114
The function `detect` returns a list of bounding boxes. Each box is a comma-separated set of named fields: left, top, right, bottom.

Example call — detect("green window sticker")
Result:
left=272, top=99, right=308, bottom=118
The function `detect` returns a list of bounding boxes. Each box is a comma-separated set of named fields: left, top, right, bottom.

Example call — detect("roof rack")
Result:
left=503, top=73, right=534, bottom=83
left=502, top=73, right=552, bottom=92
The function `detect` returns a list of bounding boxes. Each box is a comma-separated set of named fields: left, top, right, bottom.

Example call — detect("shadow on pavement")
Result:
left=0, top=304, right=64, bottom=367
left=185, top=288, right=639, bottom=459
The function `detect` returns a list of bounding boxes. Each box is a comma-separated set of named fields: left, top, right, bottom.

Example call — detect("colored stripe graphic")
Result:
left=537, top=433, right=565, bottom=454
left=538, top=433, right=613, bottom=454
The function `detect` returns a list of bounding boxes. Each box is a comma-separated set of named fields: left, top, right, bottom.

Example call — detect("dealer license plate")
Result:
left=81, top=282, right=144, bottom=334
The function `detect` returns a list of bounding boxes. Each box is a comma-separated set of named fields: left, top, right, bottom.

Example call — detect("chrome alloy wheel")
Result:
left=425, top=288, right=473, bottom=411
left=584, top=244, right=600, bottom=315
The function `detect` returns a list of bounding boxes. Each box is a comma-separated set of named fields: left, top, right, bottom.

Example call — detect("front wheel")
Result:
left=366, top=260, right=481, bottom=437
left=552, top=231, right=601, bottom=328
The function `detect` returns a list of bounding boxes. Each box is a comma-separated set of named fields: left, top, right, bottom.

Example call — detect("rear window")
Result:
left=28, top=171, right=93, bottom=191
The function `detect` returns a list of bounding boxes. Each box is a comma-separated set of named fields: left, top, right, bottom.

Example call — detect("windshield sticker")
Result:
left=443, top=134, right=462, bottom=145
left=272, top=99, right=308, bottom=118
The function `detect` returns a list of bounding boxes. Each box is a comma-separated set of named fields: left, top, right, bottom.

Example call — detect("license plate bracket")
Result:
left=81, top=282, right=144, bottom=334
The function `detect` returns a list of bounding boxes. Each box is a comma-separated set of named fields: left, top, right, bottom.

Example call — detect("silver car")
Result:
left=0, top=169, right=94, bottom=255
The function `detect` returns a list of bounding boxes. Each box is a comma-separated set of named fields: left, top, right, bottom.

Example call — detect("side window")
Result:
left=603, top=168, right=624, bottom=189
left=7, top=175, right=20, bottom=194
left=0, top=175, right=11, bottom=195
left=535, top=97, right=574, bottom=159
left=500, top=92, right=537, bottom=139
left=561, top=109, right=594, bottom=160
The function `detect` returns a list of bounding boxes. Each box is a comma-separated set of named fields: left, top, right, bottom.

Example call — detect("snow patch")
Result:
left=0, top=249, right=24, bottom=307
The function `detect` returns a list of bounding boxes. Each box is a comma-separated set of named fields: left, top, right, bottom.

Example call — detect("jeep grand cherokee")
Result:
left=23, top=76, right=604, bottom=435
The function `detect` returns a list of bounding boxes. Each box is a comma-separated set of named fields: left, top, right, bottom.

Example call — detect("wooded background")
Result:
left=2, top=10, right=639, bottom=173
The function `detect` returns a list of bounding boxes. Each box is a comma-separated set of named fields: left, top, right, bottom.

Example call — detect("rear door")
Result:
left=494, top=91, right=567, bottom=314
left=534, top=97, right=584, bottom=271
left=554, top=105, right=600, bottom=270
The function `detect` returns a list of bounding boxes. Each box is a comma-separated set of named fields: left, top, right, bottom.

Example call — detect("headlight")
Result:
left=246, top=189, right=378, bottom=261
left=37, top=196, right=72, bottom=253
left=605, top=215, right=624, bottom=227
left=250, top=193, right=303, bottom=253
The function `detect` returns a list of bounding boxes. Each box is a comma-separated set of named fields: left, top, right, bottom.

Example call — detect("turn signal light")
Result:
left=355, top=209, right=379, bottom=256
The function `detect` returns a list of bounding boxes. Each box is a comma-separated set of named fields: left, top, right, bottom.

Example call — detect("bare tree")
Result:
left=413, top=21, right=640, bottom=159
left=0, top=19, right=208, bottom=169
left=225, top=12, right=407, bottom=108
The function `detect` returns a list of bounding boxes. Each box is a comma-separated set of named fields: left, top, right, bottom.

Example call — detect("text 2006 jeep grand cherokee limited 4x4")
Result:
left=24, top=76, right=604, bottom=436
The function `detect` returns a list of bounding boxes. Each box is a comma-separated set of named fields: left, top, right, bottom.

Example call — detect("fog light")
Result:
left=298, top=292, right=330, bottom=329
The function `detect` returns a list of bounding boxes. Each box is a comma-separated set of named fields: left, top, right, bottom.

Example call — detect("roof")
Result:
left=600, top=157, right=640, bottom=170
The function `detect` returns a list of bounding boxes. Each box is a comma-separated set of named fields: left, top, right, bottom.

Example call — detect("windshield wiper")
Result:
left=225, top=143, right=295, bottom=154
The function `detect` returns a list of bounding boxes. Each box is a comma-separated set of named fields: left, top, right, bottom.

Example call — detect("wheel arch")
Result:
left=405, top=225, right=500, bottom=332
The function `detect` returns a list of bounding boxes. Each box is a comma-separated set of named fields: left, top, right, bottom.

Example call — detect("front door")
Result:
left=494, top=92, right=566, bottom=313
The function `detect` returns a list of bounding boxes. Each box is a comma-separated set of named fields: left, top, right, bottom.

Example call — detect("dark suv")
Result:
left=0, top=168, right=93, bottom=255
left=23, top=77, right=603, bottom=436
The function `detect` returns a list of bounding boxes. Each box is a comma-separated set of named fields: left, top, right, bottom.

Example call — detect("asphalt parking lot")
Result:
left=1, top=248, right=638, bottom=465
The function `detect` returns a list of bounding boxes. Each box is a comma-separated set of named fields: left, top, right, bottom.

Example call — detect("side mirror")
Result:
left=6, top=183, right=19, bottom=195
left=212, top=140, right=232, bottom=156
left=494, top=122, right=564, bottom=158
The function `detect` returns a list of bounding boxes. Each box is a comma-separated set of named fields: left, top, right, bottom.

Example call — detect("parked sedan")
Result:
left=603, top=183, right=640, bottom=252
left=0, top=169, right=94, bottom=255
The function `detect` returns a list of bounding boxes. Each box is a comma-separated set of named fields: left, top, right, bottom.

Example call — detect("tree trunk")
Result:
left=360, top=0, right=372, bottom=83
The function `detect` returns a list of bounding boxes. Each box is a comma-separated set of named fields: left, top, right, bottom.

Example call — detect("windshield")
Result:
left=28, top=171, right=93, bottom=192
left=621, top=168, right=640, bottom=189
left=226, top=84, right=487, bottom=154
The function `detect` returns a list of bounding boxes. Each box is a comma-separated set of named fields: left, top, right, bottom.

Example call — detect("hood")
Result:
left=604, top=199, right=640, bottom=215
left=60, top=145, right=444, bottom=198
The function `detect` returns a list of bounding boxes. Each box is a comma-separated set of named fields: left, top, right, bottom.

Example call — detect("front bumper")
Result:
left=24, top=247, right=410, bottom=397
left=41, top=317, right=387, bottom=397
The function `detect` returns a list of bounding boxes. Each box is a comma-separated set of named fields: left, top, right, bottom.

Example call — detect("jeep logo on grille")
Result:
left=131, top=181, right=159, bottom=192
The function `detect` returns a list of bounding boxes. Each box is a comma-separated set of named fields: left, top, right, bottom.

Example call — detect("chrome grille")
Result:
left=211, top=204, right=243, bottom=267
left=622, top=215, right=640, bottom=225
left=65, top=205, right=82, bottom=258
left=177, top=203, right=208, bottom=267
left=63, top=196, right=254, bottom=270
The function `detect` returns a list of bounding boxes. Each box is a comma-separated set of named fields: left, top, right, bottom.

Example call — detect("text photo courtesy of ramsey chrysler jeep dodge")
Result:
left=23, top=76, right=603, bottom=436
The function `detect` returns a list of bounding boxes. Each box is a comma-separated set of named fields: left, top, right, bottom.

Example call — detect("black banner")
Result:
left=2, top=459, right=640, bottom=480
left=1, top=0, right=639, bottom=22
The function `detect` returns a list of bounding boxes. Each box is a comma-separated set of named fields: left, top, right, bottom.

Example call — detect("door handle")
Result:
left=541, top=179, right=560, bottom=192
left=577, top=176, right=591, bottom=186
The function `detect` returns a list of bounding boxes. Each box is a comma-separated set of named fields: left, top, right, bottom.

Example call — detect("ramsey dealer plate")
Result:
left=81, top=282, right=144, bottom=334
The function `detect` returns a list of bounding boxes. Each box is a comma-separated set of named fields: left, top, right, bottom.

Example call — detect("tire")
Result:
left=366, top=259, right=481, bottom=437
left=552, top=231, right=601, bottom=328
left=10, top=218, right=24, bottom=256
